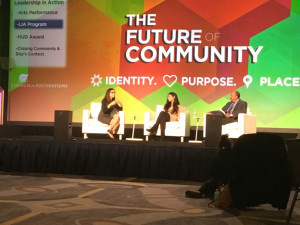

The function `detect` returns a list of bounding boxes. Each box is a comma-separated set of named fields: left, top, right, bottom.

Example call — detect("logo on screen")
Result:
left=243, top=75, right=253, bottom=88
left=19, top=74, right=28, bottom=83
left=163, top=75, right=177, bottom=87
left=91, top=74, right=102, bottom=87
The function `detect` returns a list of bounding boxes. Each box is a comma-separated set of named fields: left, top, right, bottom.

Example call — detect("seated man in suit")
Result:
left=211, top=91, right=247, bottom=125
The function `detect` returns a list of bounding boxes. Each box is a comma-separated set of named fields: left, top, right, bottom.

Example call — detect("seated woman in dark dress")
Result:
left=98, top=88, right=123, bottom=139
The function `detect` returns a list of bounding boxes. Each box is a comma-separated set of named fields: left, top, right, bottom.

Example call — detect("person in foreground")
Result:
left=211, top=91, right=247, bottom=125
left=146, top=92, right=187, bottom=141
left=98, top=88, right=123, bottom=139
left=185, top=134, right=233, bottom=199
left=185, top=133, right=291, bottom=210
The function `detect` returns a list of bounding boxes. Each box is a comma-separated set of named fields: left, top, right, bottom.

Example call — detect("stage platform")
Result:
left=0, top=136, right=218, bottom=182
left=0, top=124, right=298, bottom=182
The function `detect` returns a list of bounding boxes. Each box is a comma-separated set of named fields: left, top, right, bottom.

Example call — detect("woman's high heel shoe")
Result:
left=107, top=130, right=114, bottom=139
left=146, top=128, right=156, bottom=135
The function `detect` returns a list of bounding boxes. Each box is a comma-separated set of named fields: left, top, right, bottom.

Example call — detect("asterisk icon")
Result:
left=91, top=74, right=102, bottom=86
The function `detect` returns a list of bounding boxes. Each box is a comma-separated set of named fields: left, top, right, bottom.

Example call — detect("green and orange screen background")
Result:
left=8, top=0, right=300, bottom=129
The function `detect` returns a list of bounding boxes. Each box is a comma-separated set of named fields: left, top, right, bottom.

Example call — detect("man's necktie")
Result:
left=227, top=103, right=234, bottom=114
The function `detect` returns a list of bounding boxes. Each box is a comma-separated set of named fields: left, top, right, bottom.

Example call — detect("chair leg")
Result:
left=286, top=188, right=299, bottom=225
left=84, top=133, right=88, bottom=139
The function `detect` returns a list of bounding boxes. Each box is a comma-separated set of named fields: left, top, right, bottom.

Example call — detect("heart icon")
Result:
left=163, top=74, right=177, bottom=87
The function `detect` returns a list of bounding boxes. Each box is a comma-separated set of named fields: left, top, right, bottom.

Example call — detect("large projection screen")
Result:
left=8, top=0, right=300, bottom=130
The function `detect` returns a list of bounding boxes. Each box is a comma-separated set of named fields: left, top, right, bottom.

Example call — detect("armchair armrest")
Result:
left=118, top=111, right=125, bottom=134
left=144, top=111, right=157, bottom=134
left=203, top=113, right=208, bottom=138
left=144, top=112, right=150, bottom=126
left=178, top=112, right=190, bottom=136
left=238, top=113, right=257, bottom=134
left=82, top=109, right=90, bottom=132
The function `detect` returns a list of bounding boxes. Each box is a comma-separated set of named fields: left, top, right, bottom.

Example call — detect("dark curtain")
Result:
left=0, top=140, right=217, bottom=182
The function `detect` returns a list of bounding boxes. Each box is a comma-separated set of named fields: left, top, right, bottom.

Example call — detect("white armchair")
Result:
left=82, top=102, right=125, bottom=140
left=203, top=113, right=257, bottom=139
left=144, top=105, right=190, bottom=142
left=221, top=113, right=257, bottom=138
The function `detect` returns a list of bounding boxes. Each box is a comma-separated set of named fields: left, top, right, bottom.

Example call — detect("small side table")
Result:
left=189, top=117, right=202, bottom=143
left=126, top=115, right=143, bottom=141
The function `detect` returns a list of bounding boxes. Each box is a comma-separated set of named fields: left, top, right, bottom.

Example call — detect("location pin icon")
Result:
left=243, top=75, right=253, bottom=88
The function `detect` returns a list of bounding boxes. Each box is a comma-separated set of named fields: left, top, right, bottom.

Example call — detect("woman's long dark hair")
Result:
left=104, top=88, right=115, bottom=103
left=164, top=92, right=180, bottom=114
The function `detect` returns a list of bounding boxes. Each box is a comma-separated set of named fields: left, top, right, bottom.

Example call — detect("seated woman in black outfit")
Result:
left=98, top=88, right=123, bottom=139
left=147, top=92, right=187, bottom=141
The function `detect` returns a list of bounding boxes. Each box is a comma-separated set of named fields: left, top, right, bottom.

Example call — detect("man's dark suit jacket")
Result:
left=222, top=99, right=247, bottom=120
